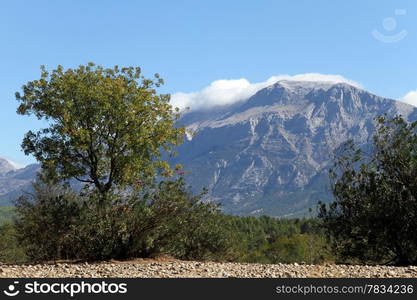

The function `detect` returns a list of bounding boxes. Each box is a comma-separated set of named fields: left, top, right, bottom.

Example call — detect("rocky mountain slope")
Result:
left=0, top=161, right=39, bottom=205
left=172, top=81, right=417, bottom=217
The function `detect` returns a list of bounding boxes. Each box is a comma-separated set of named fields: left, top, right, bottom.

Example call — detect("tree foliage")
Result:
left=16, top=63, right=185, bottom=205
left=319, top=116, right=417, bottom=265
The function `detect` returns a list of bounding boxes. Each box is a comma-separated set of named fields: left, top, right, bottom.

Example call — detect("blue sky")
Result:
left=1, top=0, right=417, bottom=166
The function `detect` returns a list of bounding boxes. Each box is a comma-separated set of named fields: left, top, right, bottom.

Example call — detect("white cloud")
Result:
left=170, top=73, right=362, bottom=111
left=401, top=90, right=417, bottom=107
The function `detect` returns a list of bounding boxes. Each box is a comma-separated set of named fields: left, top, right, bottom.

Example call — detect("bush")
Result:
left=14, top=176, right=83, bottom=261
left=319, top=116, right=417, bottom=265
left=14, top=176, right=230, bottom=262
left=138, top=179, right=232, bottom=260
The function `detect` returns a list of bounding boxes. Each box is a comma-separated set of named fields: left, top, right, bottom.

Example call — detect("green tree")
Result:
left=16, top=63, right=185, bottom=206
left=319, top=116, right=417, bottom=265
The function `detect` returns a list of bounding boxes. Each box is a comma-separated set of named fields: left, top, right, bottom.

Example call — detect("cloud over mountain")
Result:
left=401, top=90, right=417, bottom=107
left=170, top=73, right=362, bottom=111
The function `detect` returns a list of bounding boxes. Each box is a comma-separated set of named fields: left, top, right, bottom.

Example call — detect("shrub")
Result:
left=14, top=176, right=230, bottom=261
left=14, top=176, right=82, bottom=261
left=319, top=116, right=417, bottom=265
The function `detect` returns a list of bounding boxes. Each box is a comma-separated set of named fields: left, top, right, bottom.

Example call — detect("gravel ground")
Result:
left=1, top=259, right=417, bottom=278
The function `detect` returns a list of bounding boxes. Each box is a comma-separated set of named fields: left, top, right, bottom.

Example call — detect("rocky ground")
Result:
left=1, top=259, right=417, bottom=278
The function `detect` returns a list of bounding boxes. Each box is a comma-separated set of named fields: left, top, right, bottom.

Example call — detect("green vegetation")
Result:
left=2, top=173, right=331, bottom=264
left=2, top=64, right=416, bottom=266
left=319, top=116, right=417, bottom=265
left=0, top=207, right=26, bottom=263
left=0, top=206, right=14, bottom=225
left=10, top=174, right=228, bottom=262
left=1, top=195, right=331, bottom=264
left=224, top=216, right=332, bottom=264
left=0, top=223, right=27, bottom=263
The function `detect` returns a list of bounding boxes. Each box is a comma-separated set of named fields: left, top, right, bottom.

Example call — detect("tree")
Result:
left=16, top=63, right=185, bottom=206
left=319, top=116, right=417, bottom=265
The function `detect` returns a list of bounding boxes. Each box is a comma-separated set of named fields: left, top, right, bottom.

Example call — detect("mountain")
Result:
left=0, top=158, right=17, bottom=177
left=0, top=161, right=40, bottom=205
left=1, top=81, right=416, bottom=216
left=171, top=80, right=417, bottom=217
